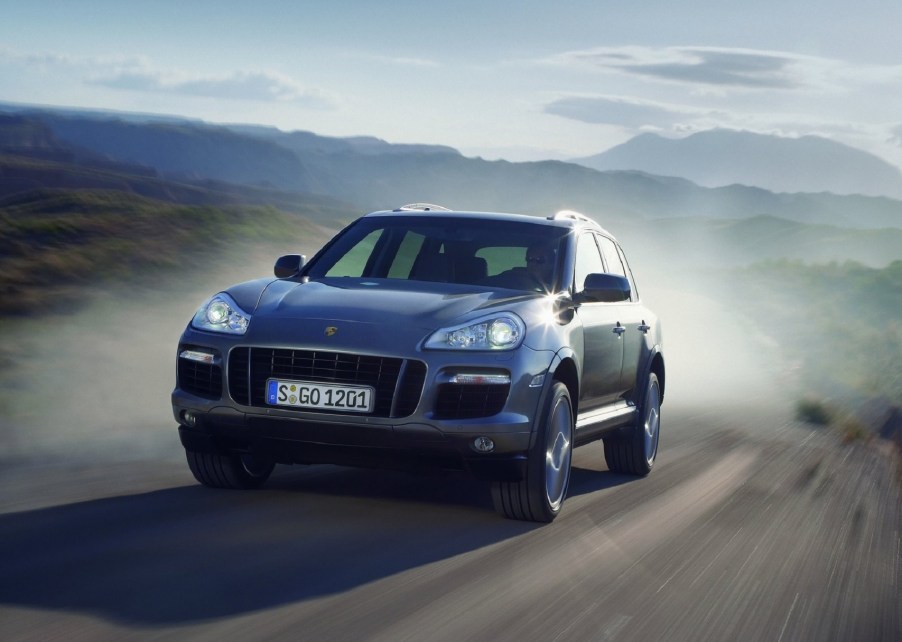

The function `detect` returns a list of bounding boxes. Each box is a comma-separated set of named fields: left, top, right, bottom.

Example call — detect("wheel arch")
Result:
left=548, top=349, right=579, bottom=416
left=649, top=350, right=665, bottom=404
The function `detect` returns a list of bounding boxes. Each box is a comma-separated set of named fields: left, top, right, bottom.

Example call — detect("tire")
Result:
left=492, top=381, right=573, bottom=522
left=185, top=450, right=274, bottom=489
left=604, top=372, right=661, bottom=475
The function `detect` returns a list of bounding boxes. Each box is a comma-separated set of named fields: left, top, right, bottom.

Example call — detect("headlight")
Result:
left=424, top=313, right=525, bottom=351
left=191, top=293, right=250, bottom=334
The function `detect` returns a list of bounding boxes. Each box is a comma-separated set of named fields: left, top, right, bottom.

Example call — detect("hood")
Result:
left=238, top=278, right=545, bottom=351
left=254, top=278, right=535, bottom=323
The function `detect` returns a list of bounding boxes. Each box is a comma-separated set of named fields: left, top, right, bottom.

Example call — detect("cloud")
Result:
left=547, top=46, right=853, bottom=91
left=0, top=46, right=81, bottom=70
left=544, top=94, right=717, bottom=129
left=1, top=46, right=335, bottom=108
left=352, top=52, right=439, bottom=68
left=626, top=48, right=797, bottom=89
left=90, top=67, right=334, bottom=107
left=890, top=125, right=902, bottom=147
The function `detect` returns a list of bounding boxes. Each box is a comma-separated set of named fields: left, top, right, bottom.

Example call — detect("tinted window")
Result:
left=306, top=216, right=567, bottom=292
left=387, top=231, right=426, bottom=278
left=325, top=229, right=381, bottom=277
left=574, top=233, right=605, bottom=292
left=617, top=244, right=639, bottom=300
left=476, top=246, right=526, bottom=276
left=597, top=236, right=626, bottom=277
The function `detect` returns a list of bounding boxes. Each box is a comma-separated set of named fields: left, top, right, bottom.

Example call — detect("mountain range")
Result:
left=1, top=102, right=901, bottom=271
left=573, top=130, right=902, bottom=200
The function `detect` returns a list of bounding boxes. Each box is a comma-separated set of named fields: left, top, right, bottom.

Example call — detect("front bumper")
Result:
left=172, top=328, right=554, bottom=482
left=175, top=413, right=532, bottom=481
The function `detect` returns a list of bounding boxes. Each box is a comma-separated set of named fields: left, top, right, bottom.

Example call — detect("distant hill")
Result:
left=227, top=124, right=460, bottom=157
left=2, top=105, right=900, bottom=231
left=617, top=215, right=902, bottom=271
left=0, top=189, right=325, bottom=316
left=0, top=115, right=356, bottom=227
left=573, top=130, right=902, bottom=200
left=44, top=117, right=318, bottom=191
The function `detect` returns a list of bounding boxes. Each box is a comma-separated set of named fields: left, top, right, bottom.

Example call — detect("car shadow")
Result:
left=0, top=453, right=647, bottom=627
left=0, top=464, right=536, bottom=626
left=567, top=442, right=639, bottom=497
left=568, top=466, right=637, bottom=498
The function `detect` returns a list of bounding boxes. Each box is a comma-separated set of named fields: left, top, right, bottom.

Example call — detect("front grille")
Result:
left=434, top=383, right=510, bottom=419
left=228, top=347, right=250, bottom=405
left=228, top=347, right=426, bottom=418
left=394, top=361, right=427, bottom=417
left=177, top=345, right=222, bottom=400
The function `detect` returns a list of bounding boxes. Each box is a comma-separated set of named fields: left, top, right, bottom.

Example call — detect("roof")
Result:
left=365, top=205, right=607, bottom=234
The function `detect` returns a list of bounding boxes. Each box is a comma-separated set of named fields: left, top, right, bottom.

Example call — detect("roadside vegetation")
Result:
left=0, top=188, right=323, bottom=316
left=724, top=259, right=902, bottom=449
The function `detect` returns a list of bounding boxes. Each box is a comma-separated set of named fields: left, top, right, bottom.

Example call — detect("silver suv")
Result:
left=172, top=205, right=664, bottom=522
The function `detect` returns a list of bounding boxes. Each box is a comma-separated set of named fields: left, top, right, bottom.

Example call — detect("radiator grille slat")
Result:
left=177, top=345, right=222, bottom=400
left=434, top=383, right=509, bottom=419
left=228, top=347, right=426, bottom=418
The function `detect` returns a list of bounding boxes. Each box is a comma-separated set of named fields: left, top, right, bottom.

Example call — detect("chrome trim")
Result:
left=449, top=373, right=512, bottom=385
left=179, top=349, right=217, bottom=364
left=576, top=402, right=634, bottom=430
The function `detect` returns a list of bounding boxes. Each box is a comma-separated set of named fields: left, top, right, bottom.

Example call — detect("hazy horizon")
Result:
left=2, top=1, right=901, bottom=169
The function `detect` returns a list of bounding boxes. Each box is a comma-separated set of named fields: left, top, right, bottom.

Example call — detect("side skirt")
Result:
left=574, top=401, right=636, bottom=446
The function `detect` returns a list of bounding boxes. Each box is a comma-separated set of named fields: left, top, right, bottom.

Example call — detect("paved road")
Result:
left=1, top=401, right=899, bottom=641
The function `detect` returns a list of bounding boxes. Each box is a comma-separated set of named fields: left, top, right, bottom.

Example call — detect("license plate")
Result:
left=266, top=379, right=374, bottom=413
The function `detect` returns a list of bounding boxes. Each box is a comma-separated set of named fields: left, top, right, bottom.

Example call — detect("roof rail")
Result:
left=550, top=209, right=597, bottom=225
left=394, top=203, right=452, bottom=212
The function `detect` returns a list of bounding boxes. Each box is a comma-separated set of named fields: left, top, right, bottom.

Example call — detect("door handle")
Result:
left=613, top=322, right=626, bottom=336
left=638, top=320, right=651, bottom=334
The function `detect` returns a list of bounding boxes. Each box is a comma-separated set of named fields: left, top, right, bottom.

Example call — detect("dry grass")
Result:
left=0, top=189, right=321, bottom=317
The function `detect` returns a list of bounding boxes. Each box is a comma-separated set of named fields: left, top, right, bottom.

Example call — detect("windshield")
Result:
left=306, top=216, right=567, bottom=293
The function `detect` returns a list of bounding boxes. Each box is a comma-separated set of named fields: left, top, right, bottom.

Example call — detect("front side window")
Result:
left=598, top=235, right=628, bottom=278
left=574, top=233, right=605, bottom=293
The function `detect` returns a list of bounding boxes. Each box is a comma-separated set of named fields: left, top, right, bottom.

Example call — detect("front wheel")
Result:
left=186, top=450, right=274, bottom=489
left=604, top=372, right=661, bottom=475
left=492, top=381, right=573, bottom=522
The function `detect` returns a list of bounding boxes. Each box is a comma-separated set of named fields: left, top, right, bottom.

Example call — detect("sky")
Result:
left=2, top=0, right=902, bottom=168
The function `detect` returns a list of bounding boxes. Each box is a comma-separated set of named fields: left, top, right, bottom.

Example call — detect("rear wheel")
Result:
left=604, top=372, right=661, bottom=475
left=492, top=382, right=573, bottom=522
left=185, top=450, right=274, bottom=489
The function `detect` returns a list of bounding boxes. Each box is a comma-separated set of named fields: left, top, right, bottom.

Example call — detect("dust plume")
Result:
left=0, top=241, right=315, bottom=464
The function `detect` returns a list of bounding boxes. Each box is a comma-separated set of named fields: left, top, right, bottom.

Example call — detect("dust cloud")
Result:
left=0, top=241, right=316, bottom=464
left=622, top=219, right=797, bottom=423
left=642, top=279, right=792, bottom=417
left=0, top=229, right=797, bottom=466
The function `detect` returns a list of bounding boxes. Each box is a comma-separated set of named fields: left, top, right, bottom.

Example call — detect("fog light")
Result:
left=181, top=410, right=197, bottom=428
left=473, top=436, right=495, bottom=453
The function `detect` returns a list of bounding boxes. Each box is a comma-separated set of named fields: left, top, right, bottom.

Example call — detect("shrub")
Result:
left=796, top=398, right=833, bottom=425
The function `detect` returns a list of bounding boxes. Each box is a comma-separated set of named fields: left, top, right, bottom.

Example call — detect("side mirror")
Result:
left=581, top=273, right=631, bottom=303
left=274, top=254, right=306, bottom=279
